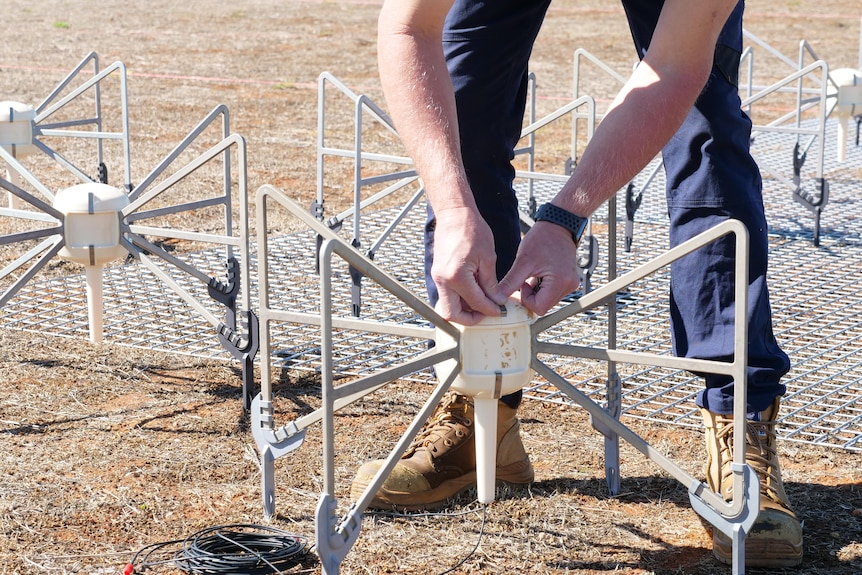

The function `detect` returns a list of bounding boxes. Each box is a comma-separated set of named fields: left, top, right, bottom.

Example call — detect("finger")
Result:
left=519, top=283, right=550, bottom=316
left=436, top=287, right=483, bottom=326
left=494, top=261, right=528, bottom=304
left=520, top=274, right=576, bottom=317
left=436, top=288, right=468, bottom=325
left=460, top=282, right=504, bottom=319
left=475, top=253, right=499, bottom=296
left=468, top=261, right=505, bottom=317
left=531, top=286, right=556, bottom=316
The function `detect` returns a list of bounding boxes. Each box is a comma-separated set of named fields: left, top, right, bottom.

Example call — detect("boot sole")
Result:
left=713, top=532, right=803, bottom=567
left=354, top=459, right=534, bottom=512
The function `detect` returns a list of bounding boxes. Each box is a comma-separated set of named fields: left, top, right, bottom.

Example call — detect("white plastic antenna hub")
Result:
left=435, top=298, right=535, bottom=503
left=53, top=182, right=130, bottom=343
left=435, top=298, right=535, bottom=397
left=0, top=101, right=37, bottom=159
left=54, top=182, right=129, bottom=267
left=829, top=68, right=862, bottom=162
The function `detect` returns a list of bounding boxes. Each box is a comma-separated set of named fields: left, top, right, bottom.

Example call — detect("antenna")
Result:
left=1, top=56, right=255, bottom=405
left=253, top=185, right=759, bottom=575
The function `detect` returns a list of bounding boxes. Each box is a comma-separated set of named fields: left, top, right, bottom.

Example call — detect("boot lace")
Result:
left=715, top=414, right=784, bottom=504
left=405, top=393, right=473, bottom=457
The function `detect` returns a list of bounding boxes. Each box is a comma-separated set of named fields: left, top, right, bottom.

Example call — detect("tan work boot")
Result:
left=350, top=392, right=533, bottom=511
left=701, top=397, right=803, bottom=567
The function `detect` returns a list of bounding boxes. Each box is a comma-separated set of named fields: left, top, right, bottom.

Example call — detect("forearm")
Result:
left=553, top=59, right=709, bottom=217
left=377, top=12, right=475, bottom=214
left=553, top=0, right=737, bottom=218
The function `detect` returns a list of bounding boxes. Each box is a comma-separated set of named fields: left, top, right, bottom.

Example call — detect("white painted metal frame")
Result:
left=253, top=185, right=759, bottom=575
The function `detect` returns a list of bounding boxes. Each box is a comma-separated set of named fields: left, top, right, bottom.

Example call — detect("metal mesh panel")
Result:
left=2, top=120, right=861, bottom=451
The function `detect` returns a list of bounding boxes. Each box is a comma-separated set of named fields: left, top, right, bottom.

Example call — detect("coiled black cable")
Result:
left=126, top=524, right=308, bottom=575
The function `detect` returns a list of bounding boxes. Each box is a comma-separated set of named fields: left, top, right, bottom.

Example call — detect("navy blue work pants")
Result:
left=426, top=0, right=790, bottom=414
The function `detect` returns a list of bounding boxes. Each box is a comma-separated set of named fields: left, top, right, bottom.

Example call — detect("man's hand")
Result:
left=495, top=221, right=581, bottom=316
left=431, top=206, right=502, bottom=325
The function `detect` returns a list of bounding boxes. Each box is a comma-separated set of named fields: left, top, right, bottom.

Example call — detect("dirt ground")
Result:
left=1, top=1, right=861, bottom=574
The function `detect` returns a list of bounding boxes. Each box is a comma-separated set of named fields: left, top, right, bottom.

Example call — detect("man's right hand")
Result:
left=495, top=220, right=581, bottom=317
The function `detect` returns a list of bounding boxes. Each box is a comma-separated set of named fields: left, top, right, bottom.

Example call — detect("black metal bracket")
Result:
left=792, top=141, right=806, bottom=178
left=97, top=162, right=108, bottom=185
left=208, top=257, right=259, bottom=411
left=309, top=200, right=369, bottom=317
left=791, top=142, right=829, bottom=246
left=349, top=238, right=363, bottom=317
left=208, top=257, right=241, bottom=307
left=624, top=182, right=643, bottom=253
left=793, top=177, right=829, bottom=247
left=577, top=233, right=600, bottom=294
left=565, top=156, right=576, bottom=176
left=218, top=310, right=260, bottom=412
left=208, top=257, right=242, bottom=330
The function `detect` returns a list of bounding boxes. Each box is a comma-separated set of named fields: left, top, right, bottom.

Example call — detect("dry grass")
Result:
left=1, top=332, right=859, bottom=574
left=1, top=1, right=861, bottom=574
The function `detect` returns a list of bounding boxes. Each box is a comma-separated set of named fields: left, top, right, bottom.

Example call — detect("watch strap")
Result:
left=533, top=203, right=588, bottom=245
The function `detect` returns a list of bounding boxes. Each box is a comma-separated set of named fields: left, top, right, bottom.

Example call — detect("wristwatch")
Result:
left=533, top=203, right=588, bottom=246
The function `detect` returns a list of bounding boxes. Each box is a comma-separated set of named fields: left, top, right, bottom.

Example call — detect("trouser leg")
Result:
left=424, top=0, right=552, bottom=408
left=621, top=0, right=790, bottom=413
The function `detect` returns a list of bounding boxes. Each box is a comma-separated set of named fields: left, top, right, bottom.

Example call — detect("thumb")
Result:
left=493, top=263, right=528, bottom=305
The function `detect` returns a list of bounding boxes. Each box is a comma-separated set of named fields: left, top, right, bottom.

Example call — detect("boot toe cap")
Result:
left=713, top=507, right=803, bottom=567
left=350, top=460, right=433, bottom=502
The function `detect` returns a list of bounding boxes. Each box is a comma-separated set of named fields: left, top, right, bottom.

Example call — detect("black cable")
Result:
left=125, top=524, right=308, bottom=575
left=365, top=501, right=486, bottom=520
left=436, top=503, right=487, bottom=575
left=364, top=502, right=488, bottom=575
left=128, top=506, right=483, bottom=574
